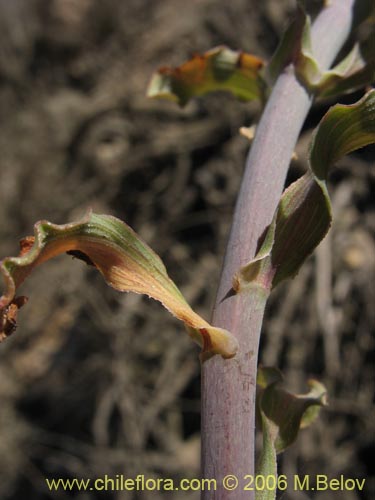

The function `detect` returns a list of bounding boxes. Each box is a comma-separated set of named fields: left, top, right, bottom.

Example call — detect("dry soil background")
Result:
left=0, top=1, right=374, bottom=499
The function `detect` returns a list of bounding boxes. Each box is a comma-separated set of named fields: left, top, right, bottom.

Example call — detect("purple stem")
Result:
left=201, top=1, right=356, bottom=498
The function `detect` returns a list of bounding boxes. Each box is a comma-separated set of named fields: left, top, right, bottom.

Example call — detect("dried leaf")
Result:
left=147, top=46, right=265, bottom=106
left=0, top=212, right=238, bottom=360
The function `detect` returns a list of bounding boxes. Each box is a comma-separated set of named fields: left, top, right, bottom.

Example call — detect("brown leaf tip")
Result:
left=0, top=296, right=28, bottom=342
left=19, top=236, right=35, bottom=256
left=238, top=52, right=264, bottom=71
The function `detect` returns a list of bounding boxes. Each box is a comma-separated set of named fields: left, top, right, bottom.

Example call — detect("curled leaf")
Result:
left=267, top=3, right=375, bottom=97
left=256, top=367, right=326, bottom=500
left=297, top=38, right=375, bottom=98
left=256, top=366, right=283, bottom=389
left=294, top=11, right=375, bottom=97
left=316, top=44, right=375, bottom=99
left=257, top=367, right=327, bottom=454
left=0, top=212, right=238, bottom=360
left=147, top=46, right=265, bottom=106
left=236, top=90, right=375, bottom=292
left=310, top=88, right=375, bottom=179
left=266, top=2, right=308, bottom=84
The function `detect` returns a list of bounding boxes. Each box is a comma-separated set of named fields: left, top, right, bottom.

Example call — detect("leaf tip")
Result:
left=0, top=296, right=28, bottom=342
left=187, top=325, right=238, bottom=361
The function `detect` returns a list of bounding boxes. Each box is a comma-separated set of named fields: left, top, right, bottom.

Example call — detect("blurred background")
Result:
left=0, top=0, right=373, bottom=499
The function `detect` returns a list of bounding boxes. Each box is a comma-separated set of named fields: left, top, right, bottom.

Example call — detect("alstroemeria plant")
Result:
left=1, top=2, right=374, bottom=500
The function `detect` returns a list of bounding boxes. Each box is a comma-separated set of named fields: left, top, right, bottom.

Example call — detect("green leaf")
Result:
left=318, top=61, right=375, bottom=99
left=310, top=89, right=375, bottom=180
left=266, top=3, right=308, bottom=85
left=256, top=367, right=326, bottom=500
left=235, top=173, right=331, bottom=289
left=268, top=3, right=374, bottom=97
left=257, top=366, right=283, bottom=389
left=147, top=46, right=265, bottom=106
left=0, top=212, right=238, bottom=360
left=259, top=376, right=327, bottom=454
left=317, top=41, right=375, bottom=99
left=295, top=18, right=375, bottom=97
left=235, top=90, right=375, bottom=291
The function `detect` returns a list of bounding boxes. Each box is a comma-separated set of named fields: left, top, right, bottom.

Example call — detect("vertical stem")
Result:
left=201, top=1, right=356, bottom=498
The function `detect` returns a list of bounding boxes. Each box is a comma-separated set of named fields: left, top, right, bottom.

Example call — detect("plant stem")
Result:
left=201, top=1, right=356, bottom=498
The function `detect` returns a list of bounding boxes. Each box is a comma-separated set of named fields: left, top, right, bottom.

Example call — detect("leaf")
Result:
left=147, top=46, right=265, bottom=106
left=319, top=62, right=375, bottom=99
left=256, top=367, right=327, bottom=500
left=0, top=212, right=238, bottom=360
left=266, top=3, right=374, bottom=97
left=317, top=44, right=375, bottom=99
left=310, top=88, right=375, bottom=180
left=258, top=373, right=327, bottom=454
left=257, top=366, right=283, bottom=389
left=298, top=44, right=375, bottom=98
left=235, top=90, right=375, bottom=292
left=266, top=2, right=308, bottom=84
left=294, top=14, right=375, bottom=97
